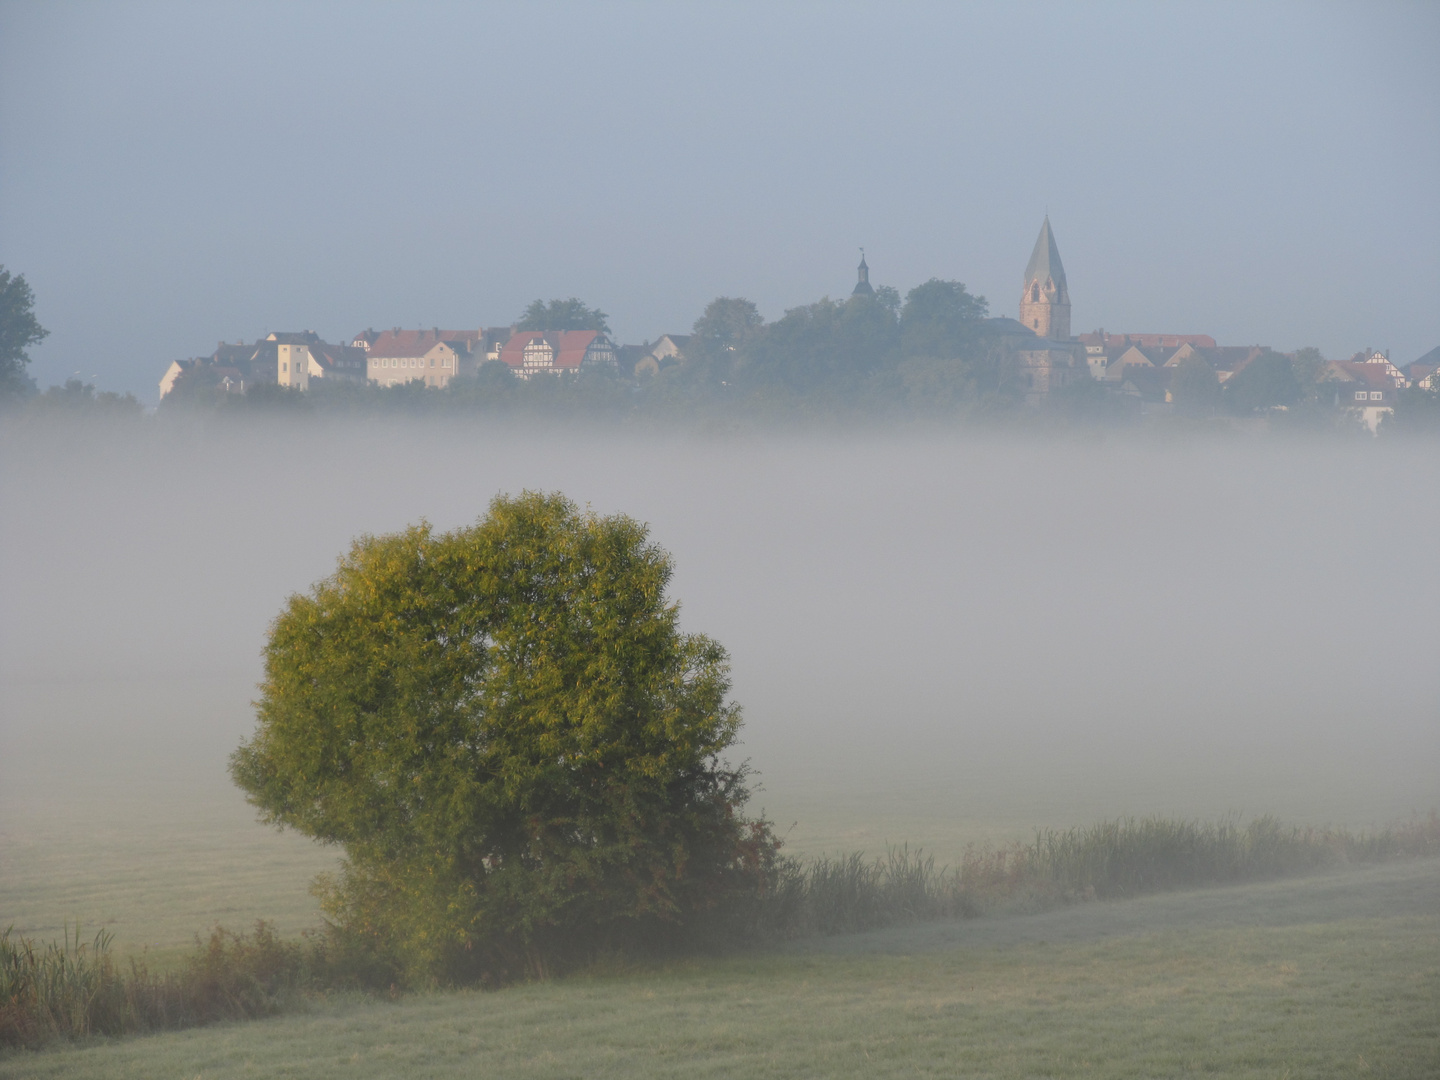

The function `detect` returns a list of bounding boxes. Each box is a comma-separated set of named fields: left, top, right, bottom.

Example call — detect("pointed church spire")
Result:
left=1019, top=217, right=1072, bottom=339
left=1023, top=216, right=1067, bottom=293
left=852, top=248, right=874, bottom=296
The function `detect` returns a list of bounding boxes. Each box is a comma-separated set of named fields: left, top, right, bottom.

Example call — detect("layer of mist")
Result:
left=2, top=423, right=1437, bottom=862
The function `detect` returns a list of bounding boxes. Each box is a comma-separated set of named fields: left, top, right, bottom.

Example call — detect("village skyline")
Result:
left=2, top=3, right=1436, bottom=396
left=131, top=218, right=1435, bottom=434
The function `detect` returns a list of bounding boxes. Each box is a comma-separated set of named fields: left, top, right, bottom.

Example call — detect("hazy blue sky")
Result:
left=2, top=1, right=1437, bottom=397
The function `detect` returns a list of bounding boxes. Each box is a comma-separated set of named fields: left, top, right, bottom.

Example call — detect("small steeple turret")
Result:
left=852, top=249, right=875, bottom=296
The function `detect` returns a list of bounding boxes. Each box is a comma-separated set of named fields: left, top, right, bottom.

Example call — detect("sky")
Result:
left=2, top=1, right=1437, bottom=398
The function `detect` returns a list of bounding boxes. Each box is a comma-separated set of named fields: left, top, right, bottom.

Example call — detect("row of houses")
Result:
left=160, top=325, right=635, bottom=399
left=158, top=219, right=1439, bottom=424
left=1080, top=331, right=1437, bottom=394
left=1076, top=330, right=1436, bottom=427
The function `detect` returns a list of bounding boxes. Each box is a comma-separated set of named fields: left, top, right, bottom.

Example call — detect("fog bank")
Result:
left=2, top=424, right=1436, bottom=859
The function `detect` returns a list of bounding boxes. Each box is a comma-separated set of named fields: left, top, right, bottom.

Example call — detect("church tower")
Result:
left=852, top=249, right=875, bottom=296
left=1018, top=217, right=1071, bottom=339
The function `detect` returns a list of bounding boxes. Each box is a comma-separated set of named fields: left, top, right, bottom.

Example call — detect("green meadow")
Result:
left=4, top=433, right=1440, bottom=1075
left=4, top=729, right=1438, bottom=1077
left=2, top=858, right=1436, bottom=1079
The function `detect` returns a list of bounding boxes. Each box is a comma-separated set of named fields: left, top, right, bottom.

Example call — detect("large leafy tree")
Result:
left=516, top=298, right=610, bottom=332
left=899, top=279, right=988, bottom=359
left=1224, top=350, right=1300, bottom=414
left=231, top=492, right=772, bottom=982
left=1169, top=356, right=1223, bottom=415
left=741, top=293, right=900, bottom=395
left=690, top=297, right=763, bottom=360
left=0, top=267, right=48, bottom=398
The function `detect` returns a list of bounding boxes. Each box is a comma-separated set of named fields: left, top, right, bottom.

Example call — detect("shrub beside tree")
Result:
left=231, top=492, right=777, bottom=985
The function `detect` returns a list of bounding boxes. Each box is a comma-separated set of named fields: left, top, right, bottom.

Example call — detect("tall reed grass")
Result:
left=5, top=811, right=1436, bottom=1047
left=752, top=810, right=1440, bottom=939
left=0, top=922, right=328, bottom=1050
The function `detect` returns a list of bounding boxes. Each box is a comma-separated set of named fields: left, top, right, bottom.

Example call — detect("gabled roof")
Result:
left=499, top=331, right=545, bottom=368
left=367, top=329, right=468, bottom=359
left=1321, top=361, right=1394, bottom=390
left=1110, top=344, right=1166, bottom=369
left=1409, top=345, right=1440, bottom=370
left=212, top=342, right=259, bottom=365
left=499, top=330, right=605, bottom=371
left=553, top=330, right=600, bottom=370
left=308, top=343, right=367, bottom=371
left=1023, top=216, right=1066, bottom=289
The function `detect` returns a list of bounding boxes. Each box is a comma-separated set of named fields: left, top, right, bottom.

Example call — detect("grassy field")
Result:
left=3, top=858, right=1436, bottom=1079
left=4, top=673, right=1433, bottom=963
left=4, top=435, right=1439, bottom=1073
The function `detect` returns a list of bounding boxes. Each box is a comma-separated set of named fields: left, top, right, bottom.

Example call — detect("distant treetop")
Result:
left=517, top=298, right=610, bottom=333
left=0, top=266, right=49, bottom=399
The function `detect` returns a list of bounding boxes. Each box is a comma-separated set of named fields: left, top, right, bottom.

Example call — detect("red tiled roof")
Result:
left=1331, top=362, right=1394, bottom=390
left=499, top=330, right=601, bottom=371
left=553, top=330, right=599, bottom=370
left=1078, top=332, right=1216, bottom=349
left=367, top=329, right=471, bottom=359
left=499, top=331, right=545, bottom=368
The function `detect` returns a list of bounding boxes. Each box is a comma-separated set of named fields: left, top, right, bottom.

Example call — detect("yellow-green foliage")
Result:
left=230, top=492, right=776, bottom=984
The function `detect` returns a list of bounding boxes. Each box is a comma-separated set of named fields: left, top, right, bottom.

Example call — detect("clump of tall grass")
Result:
left=0, top=921, right=336, bottom=1050
left=753, top=810, right=1440, bottom=940
left=1026, top=815, right=1331, bottom=900
left=756, top=846, right=976, bottom=938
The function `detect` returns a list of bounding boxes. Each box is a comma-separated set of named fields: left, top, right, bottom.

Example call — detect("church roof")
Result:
left=981, top=317, right=1038, bottom=338
left=1023, top=216, right=1067, bottom=289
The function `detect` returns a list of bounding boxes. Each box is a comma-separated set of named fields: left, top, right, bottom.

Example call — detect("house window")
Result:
left=1355, top=391, right=1367, bottom=400
left=1370, top=391, right=1383, bottom=401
